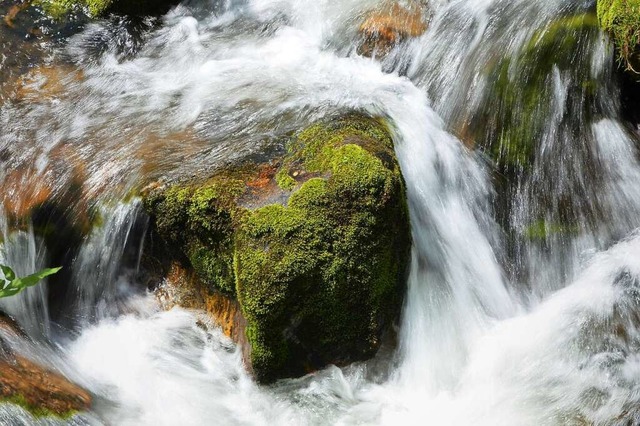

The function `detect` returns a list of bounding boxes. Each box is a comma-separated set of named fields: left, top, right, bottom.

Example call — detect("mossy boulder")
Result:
left=597, top=0, right=640, bottom=125
left=143, top=114, right=411, bottom=382
left=598, top=0, right=640, bottom=73
left=34, top=0, right=178, bottom=18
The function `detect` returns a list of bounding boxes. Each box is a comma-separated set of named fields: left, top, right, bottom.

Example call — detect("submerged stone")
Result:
left=461, top=12, right=606, bottom=248
left=474, top=13, right=600, bottom=171
left=143, top=114, right=411, bottom=382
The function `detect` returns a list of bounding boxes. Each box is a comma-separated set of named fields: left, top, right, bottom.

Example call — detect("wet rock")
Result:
left=469, top=13, right=601, bottom=172
left=3, top=1, right=31, bottom=29
left=35, top=0, right=179, bottom=18
left=459, top=12, right=606, bottom=257
left=358, top=2, right=428, bottom=58
left=0, top=356, right=92, bottom=418
left=143, top=114, right=411, bottom=383
left=0, top=314, right=91, bottom=418
left=155, top=262, right=251, bottom=366
left=12, top=65, right=84, bottom=102
left=0, top=144, right=98, bottom=323
left=2, top=168, right=54, bottom=220
left=0, top=2, right=61, bottom=102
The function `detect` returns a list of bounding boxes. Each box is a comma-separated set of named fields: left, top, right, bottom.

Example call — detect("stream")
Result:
left=2, top=0, right=640, bottom=424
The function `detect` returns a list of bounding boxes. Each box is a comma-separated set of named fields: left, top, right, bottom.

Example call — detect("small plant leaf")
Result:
left=14, top=267, right=62, bottom=289
left=0, top=265, right=15, bottom=282
left=0, top=265, right=61, bottom=299
left=0, top=287, right=21, bottom=298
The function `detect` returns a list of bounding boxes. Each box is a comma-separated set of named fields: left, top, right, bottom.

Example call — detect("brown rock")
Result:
left=155, top=262, right=251, bottom=368
left=3, top=1, right=32, bottom=29
left=201, top=290, right=246, bottom=343
left=13, top=65, right=84, bottom=102
left=136, top=128, right=211, bottom=182
left=2, top=168, right=54, bottom=220
left=157, top=262, right=247, bottom=343
left=246, top=164, right=278, bottom=189
left=0, top=313, right=26, bottom=339
left=0, top=317, right=90, bottom=417
left=358, top=2, right=428, bottom=58
left=0, top=355, right=92, bottom=417
left=1, top=145, right=92, bottom=233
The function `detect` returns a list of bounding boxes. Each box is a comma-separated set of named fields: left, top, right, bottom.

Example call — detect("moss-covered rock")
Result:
left=470, top=13, right=600, bottom=171
left=35, top=0, right=178, bottom=18
left=597, top=0, right=640, bottom=73
left=460, top=12, right=606, bottom=257
left=596, top=1, right=640, bottom=125
left=144, top=114, right=411, bottom=382
left=144, top=176, right=245, bottom=296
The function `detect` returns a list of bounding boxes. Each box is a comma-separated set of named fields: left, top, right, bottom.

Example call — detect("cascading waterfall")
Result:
left=0, top=211, right=51, bottom=340
left=2, top=0, right=640, bottom=424
left=70, top=201, right=146, bottom=323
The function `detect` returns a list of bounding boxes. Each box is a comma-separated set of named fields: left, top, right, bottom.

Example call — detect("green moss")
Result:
left=275, top=168, right=297, bottom=191
left=524, top=220, right=581, bottom=241
left=34, top=0, right=109, bottom=18
left=1, top=394, right=77, bottom=419
left=525, top=14, right=599, bottom=61
left=144, top=114, right=411, bottom=383
left=34, top=0, right=176, bottom=18
left=598, top=0, right=640, bottom=70
left=291, top=115, right=394, bottom=171
left=85, top=0, right=111, bottom=16
left=33, top=0, right=75, bottom=18
left=472, top=13, right=599, bottom=171
left=144, top=177, right=245, bottom=296
left=235, top=116, right=409, bottom=382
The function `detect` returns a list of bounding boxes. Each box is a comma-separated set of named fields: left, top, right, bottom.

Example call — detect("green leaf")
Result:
left=0, top=265, right=61, bottom=299
left=14, top=267, right=62, bottom=289
left=0, top=287, right=21, bottom=298
left=0, top=265, right=15, bottom=282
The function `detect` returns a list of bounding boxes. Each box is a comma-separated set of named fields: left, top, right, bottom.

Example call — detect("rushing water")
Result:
left=2, top=0, right=640, bottom=424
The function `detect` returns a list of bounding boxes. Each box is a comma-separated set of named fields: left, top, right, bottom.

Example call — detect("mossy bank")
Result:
left=597, top=0, right=640, bottom=125
left=144, top=114, right=411, bottom=383
left=597, top=0, right=640, bottom=72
